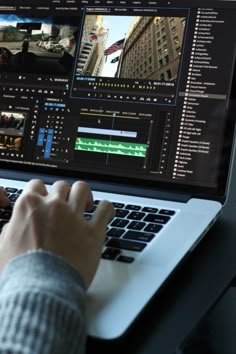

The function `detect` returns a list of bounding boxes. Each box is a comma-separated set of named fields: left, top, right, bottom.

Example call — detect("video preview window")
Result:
left=0, top=111, right=26, bottom=151
left=0, top=14, right=79, bottom=75
left=77, top=14, right=186, bottom=81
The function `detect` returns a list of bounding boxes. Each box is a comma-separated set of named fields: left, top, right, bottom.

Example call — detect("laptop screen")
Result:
left=0, top=0, right=235, bottom=197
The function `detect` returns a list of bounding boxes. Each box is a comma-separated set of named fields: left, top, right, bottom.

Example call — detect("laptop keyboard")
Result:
left=0, top=188, right=176, bottom=264
left=0, top=187, right=23, bottom=230
left=87, top=200, right=176, bottom=263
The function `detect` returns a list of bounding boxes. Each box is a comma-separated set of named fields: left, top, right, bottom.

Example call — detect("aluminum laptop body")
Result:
left=0, top=0, right=235, bottom=339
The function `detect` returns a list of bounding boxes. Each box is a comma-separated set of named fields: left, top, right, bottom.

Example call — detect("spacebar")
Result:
left=106, top=238, right=146, bottom=252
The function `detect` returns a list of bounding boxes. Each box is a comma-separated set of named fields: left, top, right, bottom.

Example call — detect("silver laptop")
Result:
left=0, top=0, right=235, bottom=340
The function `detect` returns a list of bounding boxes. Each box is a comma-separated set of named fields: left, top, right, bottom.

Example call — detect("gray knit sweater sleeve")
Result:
left=0, top=250, right=87, bottom=354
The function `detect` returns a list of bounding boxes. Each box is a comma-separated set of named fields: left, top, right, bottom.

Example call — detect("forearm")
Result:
left=0, top=250, right=86, bottom=354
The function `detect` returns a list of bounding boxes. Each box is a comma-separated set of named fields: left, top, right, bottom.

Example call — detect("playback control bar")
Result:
left=71, top=78, right=176, bottom=105
left=74, top=88, right=174, bottom=105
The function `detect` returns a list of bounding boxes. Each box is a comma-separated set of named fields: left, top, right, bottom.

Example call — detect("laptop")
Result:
left=0, top=0, right=236, bottom=340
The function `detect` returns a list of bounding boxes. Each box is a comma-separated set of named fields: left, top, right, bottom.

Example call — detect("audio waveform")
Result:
left=75, top=138, right=147, bottom=157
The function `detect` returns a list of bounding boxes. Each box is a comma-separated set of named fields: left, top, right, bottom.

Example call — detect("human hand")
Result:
left=0, top=179, right=114, bottom=288
left=0, top=188, right=10, bottom=208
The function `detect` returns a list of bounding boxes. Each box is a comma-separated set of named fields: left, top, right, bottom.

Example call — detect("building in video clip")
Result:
left=72, top=11, right=187, bottom=104
left=76, top=14, right=186, bottom=80
left=0, top=14, right=79, bottom=75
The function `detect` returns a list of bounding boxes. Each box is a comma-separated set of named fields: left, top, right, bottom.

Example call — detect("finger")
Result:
left=0, top=188, right=10, bottom=207
left=22, top=179, right=48, bottom=197
left=68, top=181, right=93, bottom=214
left=90, top=200, right=115, bottom=233
left=47, top=180, right=71, bottom=201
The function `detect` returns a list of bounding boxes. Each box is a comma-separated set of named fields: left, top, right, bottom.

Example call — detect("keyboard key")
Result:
left=107, top=228, right=125, bottom=238
left=123, top=230, right=155, bottom=242
left=110, top=218, right=129, bottom=228
left=115, top=209, right=129, bottom=218
left=144, top=223, right=163, bottom=233
left=9, top=194, right=19, bottom=203
left=142, top=207, right=158, bottom=213
left=127, top=211, right=145, bottom=220
left=144, top=214, right=170, bottom=224
left=93, top=200, right=100, bottom=205
left=125, top=204, right=141, bottom=211
left=113, top=202, right=125, bottom=209
left=2, top=205, right=13, bottom=212
left=84, top=213, right=92, bottom=220
left=17, top=189, right=23, bottom=195
left=5, top=187, right=18, bottom=193
left=0, top=210, right=11, bottom=220
left=117, top=255, right=134, bottom=263
left=159, top=209, right=175, bottom=216
left=107, top=239, right=146, bottom=252
left=127, top=221, right=145, bottom=231
left=102, top=248, right=121, bottom=260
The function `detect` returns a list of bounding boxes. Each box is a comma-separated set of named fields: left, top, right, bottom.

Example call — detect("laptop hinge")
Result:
left=0, top=170, right=191, bottom=203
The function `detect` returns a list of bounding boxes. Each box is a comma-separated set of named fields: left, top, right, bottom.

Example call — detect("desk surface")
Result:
left=87, top=157, right=236, bottom=354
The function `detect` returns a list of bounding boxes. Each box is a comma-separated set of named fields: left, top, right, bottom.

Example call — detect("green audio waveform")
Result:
left=75, top=137, right=147, bottom=157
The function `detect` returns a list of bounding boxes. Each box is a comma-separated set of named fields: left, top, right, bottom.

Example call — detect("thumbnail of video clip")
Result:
left=0, top=111, right=26, bottom=151
left=0, top=14, right=79, bottom=75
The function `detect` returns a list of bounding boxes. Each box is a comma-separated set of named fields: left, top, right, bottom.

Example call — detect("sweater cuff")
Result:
left=0, top=251, right=87, bottom=354
left=0, top=250, right=86, bottom=309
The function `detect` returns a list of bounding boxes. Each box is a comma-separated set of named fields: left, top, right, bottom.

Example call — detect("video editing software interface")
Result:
left=0, top=0, right=235, bottom=189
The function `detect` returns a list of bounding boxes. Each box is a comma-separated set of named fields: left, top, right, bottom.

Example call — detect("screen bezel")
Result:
left=0, top=0, right=235, bottom=202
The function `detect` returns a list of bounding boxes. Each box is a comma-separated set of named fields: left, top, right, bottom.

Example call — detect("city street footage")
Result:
left=0, top=14, right=79, bottom=74
left=77, top=14, right=186, bottom=81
